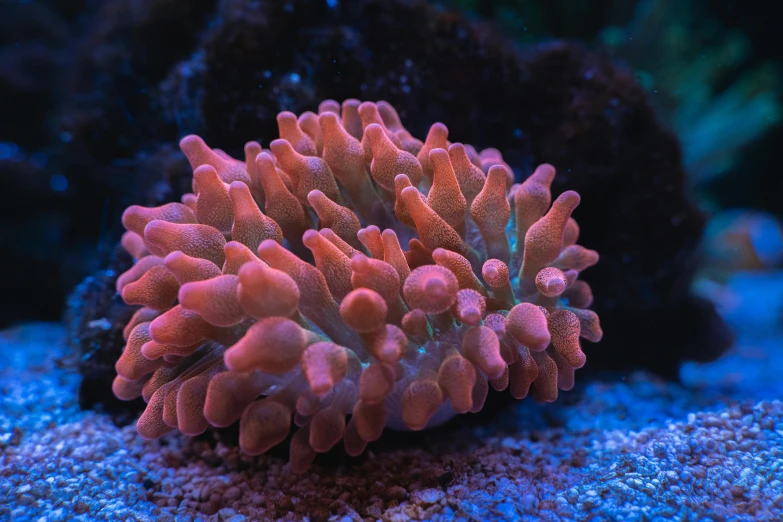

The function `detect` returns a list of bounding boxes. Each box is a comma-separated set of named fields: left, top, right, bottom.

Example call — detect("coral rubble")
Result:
left=113, top=100, right=601, bottom=470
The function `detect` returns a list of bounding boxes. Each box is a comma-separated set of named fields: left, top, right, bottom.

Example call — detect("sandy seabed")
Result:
left=2, top=272, right=783, bottom=521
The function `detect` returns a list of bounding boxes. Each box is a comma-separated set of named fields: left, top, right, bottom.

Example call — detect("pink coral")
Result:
left=113, top=99, right=602, bottom=471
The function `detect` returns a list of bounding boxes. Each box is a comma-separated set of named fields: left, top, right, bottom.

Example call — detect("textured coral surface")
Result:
left=113, top=100, right=601, bottom=470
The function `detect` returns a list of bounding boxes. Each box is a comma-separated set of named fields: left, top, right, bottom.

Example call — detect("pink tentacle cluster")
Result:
left=113, top=99, right=602, bottom=471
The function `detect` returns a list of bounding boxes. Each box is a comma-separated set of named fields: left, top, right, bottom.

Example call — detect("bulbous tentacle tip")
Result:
left=121, top=265, right=179, bottom=310
left=178, top=274, right=244, bottom=327
left=163, top=251, right=221, bottom=285
left=377, top=100, right=404, bottom=132
left=530, top=351, right=559, bottom=403
left=122, top=202, right=198, bottom=239
left=394, top=173, right=412, bottom=187
left=222, top=240, right=267, bottom=276
left=401, top=308, right=429, bottom=338
left=178, top=134, right=203, bottom=151
left=224, top=317, right=307, bottom=374
left=340, top=288, right=387, bottom=333
left=179, top=134, right=222, bottom=170
left=122, top=308, right=160, bottom=341
left=431, top=248, right=485, bottom=296
left=144, top=219, right=227, bottom=267
left=359, top=363, right=395, bottom=404
left=357, top=225, right=383, bottom=259
left=358, top=102, right=400, bottom=147
left=309, top=408, right=346, bottom=453
left=481, top=259, right=514, bottom=303
left=349, top=252, right=371, bottom=273
left=301, top=342, right=349, bottom=397
left=244, top=140, right=262, bottom=156
left=320, top=227, right=361, bottom=258
left=366, top=125, right=422, bottom=188
left=403, top=265, right=459, bottom=314
left=481, top=258, right=506, bottom=282
left=369, top=324, right=408, bottom=365
left=121, top=231, right=149, bottom=259
left=115, top=322, right=158, bottom=381
left=507, top=303, right=551, bottom=352
left=381, top=228, right=411, bottom=282
left=205, top=372, right=273, bottom=429
left=307, top=189, right=361, bottom=246
left=453, top=288, right=486, bottom=326
left=532, top=163, right=556, bottom=184
left=239, top=399, right=292, bottom=456
left=363, top=122, right=384, bottom=145
left=393, top=174, right=417, bottom=227
left=112, top=374, right=145, bottom=401
left=341, top=99, right=363, bottom=140
left=560, top=188, right=581, bottom=205
left=254, top=150, right=274, bottom=170
left=438, top=354, right=476, bottom=413
left=277, top=111, right=317, bottom=156
left=399, top=185, right=420, bottom=206
left=318, top=112, right=348, bottom=145
left=318, top=99, right=341, bottom=115
left=298, top=112, right=323, bottom=154
left=548, top=309, right=586, bottom=369
left=552, top=245, right=600, bottom=272
left=193, top=165, right=234, bottom=234
left=269, top=138, right=295, bottom=159
left=418, top=123, right=450, bottom=180
left=536, top=267, right=568, bottom=298
left=136, top=390, right=175, bottom=440
left=300, top=227, right=319, bottom=247
left=353, top=400, right=387, bottom=442
left=568, top=307, right=602, bottom=343
left=238, top=260, right=300, bottom=319
left=463, top=325, right=506, bottom=380
left=447, top=142, right=485, bottom=204
left=257, top=238, right=283, bottom=259
left=402, top=379, right=444, bottom=431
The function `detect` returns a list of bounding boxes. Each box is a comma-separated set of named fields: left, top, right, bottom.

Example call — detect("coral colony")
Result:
left=112, top=99, right=602, bottom=471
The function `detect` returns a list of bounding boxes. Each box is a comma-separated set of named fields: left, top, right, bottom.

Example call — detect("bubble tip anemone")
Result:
left=114, top=98, right=601, bottom=471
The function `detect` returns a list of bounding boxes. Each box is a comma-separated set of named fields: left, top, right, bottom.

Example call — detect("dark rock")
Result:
left=64, top=244, right=144, bottom=419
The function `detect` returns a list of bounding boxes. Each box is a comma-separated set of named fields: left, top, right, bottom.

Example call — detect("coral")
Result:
left=113, top=100, right=601, bottom=470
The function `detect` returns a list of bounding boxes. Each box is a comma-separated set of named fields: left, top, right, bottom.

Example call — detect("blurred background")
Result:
left=1, top=0, right=781, bottom=385
left=444, top=0, right=782, bottom=207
